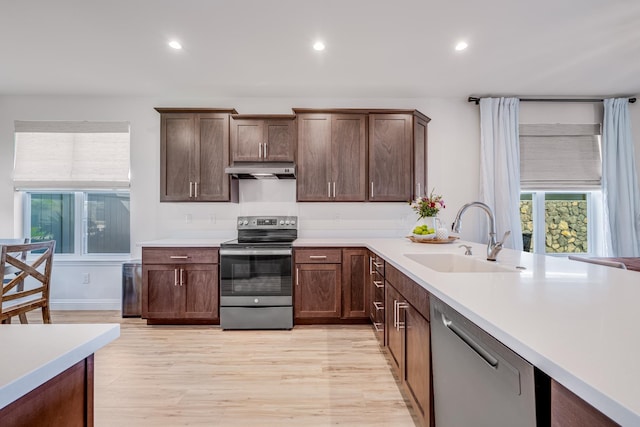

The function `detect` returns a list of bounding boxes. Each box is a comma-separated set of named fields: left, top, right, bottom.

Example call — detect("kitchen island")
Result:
left=0, top=323, right=120, bottom=426
left=141, top=236, right=639, bottom=425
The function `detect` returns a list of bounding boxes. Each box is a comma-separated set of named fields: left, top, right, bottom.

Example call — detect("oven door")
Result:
left=219, top=247, right=292, bottom=306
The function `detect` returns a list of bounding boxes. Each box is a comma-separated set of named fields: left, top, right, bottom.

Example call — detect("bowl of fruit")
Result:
left=412, top=224, right=436, bottom=240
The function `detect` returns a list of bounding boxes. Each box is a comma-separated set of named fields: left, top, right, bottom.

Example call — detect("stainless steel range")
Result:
left=219, top=216, right=297, bottom=330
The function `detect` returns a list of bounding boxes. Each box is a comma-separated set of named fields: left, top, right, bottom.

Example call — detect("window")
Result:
left=25, top=191, right=130, bottom=255
left=13, top=121, right=131, bottom=256
left=521, top=192, right=593, bottom=254
left=519, top=123, right=602, bottom=255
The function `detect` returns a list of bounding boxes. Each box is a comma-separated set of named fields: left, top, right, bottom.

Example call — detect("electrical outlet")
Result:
left=82, top=273, right=90, bottom=284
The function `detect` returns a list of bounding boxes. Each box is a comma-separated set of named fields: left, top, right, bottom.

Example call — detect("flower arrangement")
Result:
left=410, top=189, right=445, bottom=219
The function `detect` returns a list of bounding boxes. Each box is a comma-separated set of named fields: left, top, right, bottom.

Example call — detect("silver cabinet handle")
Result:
left=296, top=267, right=299, bottom=286
left=369, top=256, right=374, bottom=274
left=373, top=280, right=383, bottom=288
left=179, top=268, right=184, bottom=286
left=372, top=322, right=383, bottom=333
left=373, top=262, right=383, bottom=268
left=397, top=302, right=408, bottom=330
left=174, top=268, right=178, bottom=286
left=170, top=255, right=189, bottom=259
left=373, top=301, right=384, bottom=311
left=370, top=182, right=374, bottom=198
left=264, top=142, right=268, bottom=158
left=189, top=181, right=194, bottom=198
left=194, top=182, right=198, bottom=198
left=258, top=143, right=262, bottom=158
left=309, top=255, right=327, bottom=259
left=393, top=300, right=398, bottom=329
left=327, top=182, right=331, bottom=198
left=332, top=182, right=336, bottom=198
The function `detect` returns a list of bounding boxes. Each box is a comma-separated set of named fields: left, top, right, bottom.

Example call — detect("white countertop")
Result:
left=140, top=236, right=638, bottom=424
left=0, top=323, right=120, bottom=409
left=137, top=238, right=229, bottom=247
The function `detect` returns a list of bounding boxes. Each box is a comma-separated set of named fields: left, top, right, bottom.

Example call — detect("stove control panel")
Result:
left=236, top=216, right=297, bottom=230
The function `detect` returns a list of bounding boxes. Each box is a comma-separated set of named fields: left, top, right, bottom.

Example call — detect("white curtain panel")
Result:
left=479, top=98, right=523, bottom=250
left=602, top=98, right=640, bottom=256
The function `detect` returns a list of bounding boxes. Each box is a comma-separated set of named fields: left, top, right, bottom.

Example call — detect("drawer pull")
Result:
left=373, top=262, right=383, bottom=268
left=170, top=255, right=189, bottom=259
left=373, top=280, right=383, bottom=288
left=309, top=255, right=327, bottom=260
left=372, top=322, right=383, bottom=333
left=373, top=301, right=384, bottom=311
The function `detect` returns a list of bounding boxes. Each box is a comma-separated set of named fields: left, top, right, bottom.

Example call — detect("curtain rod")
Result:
left=467, top=96, right=637, bottom=105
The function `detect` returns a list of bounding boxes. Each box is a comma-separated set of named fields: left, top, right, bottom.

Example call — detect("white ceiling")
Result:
left=2, top=0, right=639, bottom=99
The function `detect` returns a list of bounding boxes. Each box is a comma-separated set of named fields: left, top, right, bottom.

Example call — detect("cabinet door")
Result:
left=183, top=264, right=219, bottom=320
left=297, top=114, right=332, bottom=201
left=404, top=304, right=431, bottom=426
left=332, top=114, right=366, bottom=201
left=230, top=118, right=263, bottom=162
left=196, top=113, right=231, bottom=201
left=551, top=380, right=618, bottom=427
left=160, top=114, right=194, bottom=201
left=342, top=248, right=368, bottom=319
left=413, top=116, right=428, bottom=199
left=265, top=120, right=295, bottom=162
left=294, top=263, right=341, bottom=319
left=369, top=114, right=412, bottom=201
left=143, top=265, right=181, bottom=319
left=385, top=283, right=402, bottom=375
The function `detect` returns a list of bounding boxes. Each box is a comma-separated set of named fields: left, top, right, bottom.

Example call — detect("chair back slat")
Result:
left=1, top=240, right=55, bottom=324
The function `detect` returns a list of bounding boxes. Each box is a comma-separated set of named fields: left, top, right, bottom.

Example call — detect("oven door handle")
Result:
left=219, top=248, right=293, bottom=256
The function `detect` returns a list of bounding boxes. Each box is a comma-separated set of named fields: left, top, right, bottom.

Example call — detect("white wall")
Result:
left=1, top=95, right=638, bottom=309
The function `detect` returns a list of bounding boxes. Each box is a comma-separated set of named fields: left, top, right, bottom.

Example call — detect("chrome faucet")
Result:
left=451, top=201, right=511, bottom=261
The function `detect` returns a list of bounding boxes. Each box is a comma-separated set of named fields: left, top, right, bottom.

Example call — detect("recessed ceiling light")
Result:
left=455, top=41, right=468, bottom=51
left=168, top=40, right=182, bottom=50
left=313, top=41, right=325, bottom=51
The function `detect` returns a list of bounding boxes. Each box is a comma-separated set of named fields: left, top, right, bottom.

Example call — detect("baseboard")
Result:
left=50, top=299, right=120, bottom=311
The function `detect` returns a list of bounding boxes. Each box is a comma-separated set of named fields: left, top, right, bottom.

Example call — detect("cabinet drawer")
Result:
left=295, top=248, right=342, bottom=264
left=143, top=247, right=219, bottom=265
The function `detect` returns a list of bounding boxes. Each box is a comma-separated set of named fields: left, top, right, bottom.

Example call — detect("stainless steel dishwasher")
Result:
left=431, top=297, right=540, bottom=427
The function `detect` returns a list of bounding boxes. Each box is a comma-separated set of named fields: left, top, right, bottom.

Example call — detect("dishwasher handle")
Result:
left=441, top=312, right=499, bottom=368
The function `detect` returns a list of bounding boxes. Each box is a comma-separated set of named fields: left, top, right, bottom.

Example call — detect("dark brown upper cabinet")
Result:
left=368, top=111, right=430, bottom=202
left=230, top=115, right=296, bottom=163
left=296, top=112, right=367, bottom=201
left=156, top=108, right=238, bottom=202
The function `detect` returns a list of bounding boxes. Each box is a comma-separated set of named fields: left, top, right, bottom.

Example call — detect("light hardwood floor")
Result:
left=33, top=311, right=417, bottom=426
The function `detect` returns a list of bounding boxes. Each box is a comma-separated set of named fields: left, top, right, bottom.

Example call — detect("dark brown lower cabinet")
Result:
left=551, top=380, right=619, bottom=427
left=294, top=263, right=342, bottom=319
left=341, top=248, right=368, bottom=319
left=385, top=273, right=432, bottom=427
left=142, top=247, right=219, bottom=325
left=0, top=355, right=94, bottom=427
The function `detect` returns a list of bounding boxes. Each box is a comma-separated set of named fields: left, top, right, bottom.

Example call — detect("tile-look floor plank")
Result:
left=31, top=311, right=417, bottom=426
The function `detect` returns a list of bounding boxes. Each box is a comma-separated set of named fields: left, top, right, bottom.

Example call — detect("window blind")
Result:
left=13, top=121, right=130, bottom=189
left=519, top=123, right=601, bottom=190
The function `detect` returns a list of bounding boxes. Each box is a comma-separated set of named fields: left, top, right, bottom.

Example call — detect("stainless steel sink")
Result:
left=404, top=253, right=520, bottom=273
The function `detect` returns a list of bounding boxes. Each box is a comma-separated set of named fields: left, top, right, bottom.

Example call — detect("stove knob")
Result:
left=243, top=220, right=248, bottom=226
left=254, top=298, right=259, bottom=304
left=237, top=220, right=243, bottom=226
left=280, top=220, right=285, bottom=225
left=291, top=220, right=296, bottom=225
left=285, top=220, right=290, bottom=225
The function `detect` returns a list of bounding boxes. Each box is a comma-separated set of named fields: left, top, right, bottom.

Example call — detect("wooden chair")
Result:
left=1, top=238, right=29, bottom=323
left=0, top=240, right=55, bottom=324
left=568, top=255, right=627, bottom=270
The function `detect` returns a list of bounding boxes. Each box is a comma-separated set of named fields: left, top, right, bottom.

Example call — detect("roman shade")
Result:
left=519, top=123, right=601, bottom=190
left=13, top=121, right=130, bottom=189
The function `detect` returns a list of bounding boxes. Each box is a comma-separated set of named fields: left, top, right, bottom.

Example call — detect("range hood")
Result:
left=225, top=162, right=296, bottom=179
